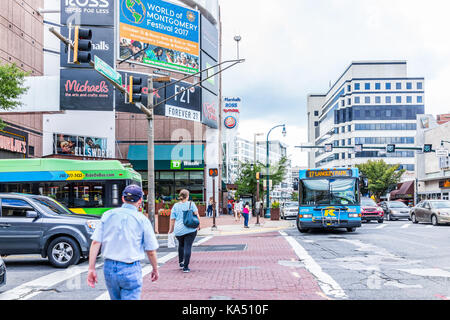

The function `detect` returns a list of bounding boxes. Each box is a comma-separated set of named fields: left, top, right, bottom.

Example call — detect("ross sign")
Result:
left=94, top=56, right=122, bottom=88
left=306, top=169, right=353, bottom=179
left=61, top=26, right=114, bottom=68
left=60, top=68, right=114, bottom=111
left=202, top=88, right=218, bottom=129
left=61, top=0, right=115, bottom=26
left=53, top=133, right=108, bottom=158
left=436, top=148, right=449, bottom=158
left=119, top=0, right=200, bottom=74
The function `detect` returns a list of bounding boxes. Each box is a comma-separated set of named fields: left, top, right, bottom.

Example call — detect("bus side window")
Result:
left=112, top=184, right=119, bottom=206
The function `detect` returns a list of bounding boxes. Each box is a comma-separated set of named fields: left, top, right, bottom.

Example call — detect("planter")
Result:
left=197, top=204, right=206, bottom=217
left=157, top=209, right=171, bottom=234
left=270, top=208, right=280, bottom=221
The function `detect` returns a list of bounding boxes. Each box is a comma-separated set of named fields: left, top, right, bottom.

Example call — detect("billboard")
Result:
left=119, top=0, right=200, bottom=74
left=61, top=0, right=115, bottom=26
left=60, top=68, right=114, bottom=111
left=54, top=133, right=108, bottom=158
left=159, top=80, right=202, bottom=122
left=200, top=51, right=218, bottom=95
left=200, top=14, right=219, bottom=62
left=202, top=88, right=218, bottom=129
left=60, top=26, right=115, bottom=68
left=223, top=97, right=240, bottom=131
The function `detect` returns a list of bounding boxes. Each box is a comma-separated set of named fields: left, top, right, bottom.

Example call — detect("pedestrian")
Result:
left=168, top=189, right=201, bottom=273
left=242, top=202, right=250, bottom=228
left=207, top=197, right=214, bottom=218
left=234, top=199, right=241, bottom=222
left=227, top=202, right=232, bottom=215
left=87, top=185, right=159, bottom=300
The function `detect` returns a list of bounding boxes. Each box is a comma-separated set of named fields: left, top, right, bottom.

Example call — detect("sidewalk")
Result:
left=142, top=215, right=327, bottom=300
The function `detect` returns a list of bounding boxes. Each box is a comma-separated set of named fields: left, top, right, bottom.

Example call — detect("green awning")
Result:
left=128, top=144, right=204, bottom=171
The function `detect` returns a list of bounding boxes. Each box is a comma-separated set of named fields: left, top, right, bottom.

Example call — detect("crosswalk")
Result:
left=365, top=222, right=438, bottom=230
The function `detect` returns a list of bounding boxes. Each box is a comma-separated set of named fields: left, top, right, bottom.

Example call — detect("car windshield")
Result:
left=32, top=196, right=73, bottom=215
left=361, top=198, right=377, bottom=206
left=431, top=201, right=450, bottom=209
left=300, top=178, right=358, bottom=206
left=388, top=201, right=407, bottom=208
left=285, top=202, right=298, bottom=207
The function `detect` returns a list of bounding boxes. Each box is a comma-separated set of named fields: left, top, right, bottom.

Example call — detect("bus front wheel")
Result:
left=347, top=227, right=356, bottom=232
left=296, top=219, right=309, bottom=233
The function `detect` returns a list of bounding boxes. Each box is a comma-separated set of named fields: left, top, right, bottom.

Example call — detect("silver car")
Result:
left=0, top=257, right=5, bottom=288
left=281, top=202, right=298, bottom=220
left=411, top=200, right=450, bottom=226
left=380, top=201, right=411, bottom=221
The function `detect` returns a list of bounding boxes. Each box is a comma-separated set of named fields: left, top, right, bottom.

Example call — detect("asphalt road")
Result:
left=1, top=220, right=450, bottom=300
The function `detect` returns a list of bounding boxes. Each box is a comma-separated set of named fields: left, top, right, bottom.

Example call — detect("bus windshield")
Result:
left=300, top=178, right=359, bottom=206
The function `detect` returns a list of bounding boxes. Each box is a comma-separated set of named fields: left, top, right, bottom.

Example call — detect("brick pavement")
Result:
left=141, top=231, right=327, bottom=300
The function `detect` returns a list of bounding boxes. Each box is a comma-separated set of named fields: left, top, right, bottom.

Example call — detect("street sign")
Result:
left=436, top=148, right=449, bottom=157
left=386, top=144, right=396, bottom=153
left=423, top=144, right=433, bottom=153
left=94, top=56, right=122, bottom=89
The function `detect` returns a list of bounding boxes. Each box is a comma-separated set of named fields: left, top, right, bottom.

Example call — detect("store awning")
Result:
left=390, top=181, right=415, bottom=199
left=128, top=144, right=204, bottom=171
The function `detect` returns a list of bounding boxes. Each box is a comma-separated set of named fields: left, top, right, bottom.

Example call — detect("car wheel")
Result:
left=47, top=237, right=80, bottom=268
left=431, top=215, right=439, bottom=226
left=411, top=214, right=419, bottom=224
left=347, top=227, right=356, bottom=232
left=378, top=219, right=383, bottom=224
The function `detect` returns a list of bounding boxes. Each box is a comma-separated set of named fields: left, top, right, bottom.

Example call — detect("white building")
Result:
left=308, top=61, right=425, bottom=175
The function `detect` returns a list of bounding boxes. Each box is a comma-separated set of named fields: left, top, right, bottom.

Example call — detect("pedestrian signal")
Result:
left=73, top=27, right=92, bottom=64
left=209, top=168, right=218, bottom=177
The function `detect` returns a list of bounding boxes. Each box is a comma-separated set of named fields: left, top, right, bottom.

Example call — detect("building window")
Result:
left=314, top=111, right=319, bottom=116
left=355, top=97, right=360, bottom=104
left=406, top=82, right=412, bottom=90
left=417, top=96, right=423, bottom=103
left=348, top=125, right=351, bottom=132
left=354, top=83, right=360, bottom=90
left=341, top=126, right=345, bottom=133
left=365, top=97, right=370, bottom=104
left=396, top=96, right=402, bottom=103
left=347, top=98, right=351, bottom=105
left=341, top=100, right=345, bottom=107
left=375, top=96, right=381, bottom=104
left=348, top=138, right=351, bottom=145
left=417, top=82, right=423, bottom=90
left=396, top=82, right=402, bottom=90
left=406, top=96, right=412, bottom=103
left=365, top=83, right=370, bottom=90
left=341, top=139, right=345, bottom=146
left=314, top=121, right=319, bottom=127
left=342, top=153, right=346, bottom=159
left=347, top=85, right=351, bottom=92
left=375, top=83, right=381, bottom=90
left=386, top=83, right=391, bottom=90
left=386, top=96, right=391, bottom=103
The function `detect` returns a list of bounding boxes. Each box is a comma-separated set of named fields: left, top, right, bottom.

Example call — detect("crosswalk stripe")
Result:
left=401, top=224, right=411, bottom=229
left=375, top=224, right=388, bottom=229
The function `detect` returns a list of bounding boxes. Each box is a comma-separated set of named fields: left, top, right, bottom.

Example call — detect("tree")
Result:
left=291, top=191, right=299, bottom=202
left=0, top=63, right=29, bottom=129
left=355, top=160, right=405, bottom=201
left=234, top=156, right=289, bottom=201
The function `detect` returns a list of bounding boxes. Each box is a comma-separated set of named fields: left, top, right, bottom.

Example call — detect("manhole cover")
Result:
left=194, top=244, right=247, bottom=252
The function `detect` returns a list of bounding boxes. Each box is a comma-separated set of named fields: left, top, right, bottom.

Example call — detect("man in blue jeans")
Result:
left=87, top=185, right=159, bottom=300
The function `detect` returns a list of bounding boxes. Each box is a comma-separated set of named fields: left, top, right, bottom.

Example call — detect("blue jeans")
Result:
left=103, top=259, right=142, bottom=300
left=243, top=213, right=249, bottom=227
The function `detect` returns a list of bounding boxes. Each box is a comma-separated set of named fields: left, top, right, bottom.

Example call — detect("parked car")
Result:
left=281, top=202, right=298, bottom=220
left=0, top=193, right=101, bottom=268
left=361, top=197, right=384, bottom=223
left=410, top=200, right=450, bottom=226
left=0, top=256, right=5, bottom=288
left=379, top=201, right=411, bottom=221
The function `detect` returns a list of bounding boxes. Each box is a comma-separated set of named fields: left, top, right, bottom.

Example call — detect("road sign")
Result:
left=436, top=148, right=449, bottom=157
left=386, top=144, right=396, bottom=153
left=423, top=144, right=433, bottom=153
left=94, top=56, right=122, bottom=89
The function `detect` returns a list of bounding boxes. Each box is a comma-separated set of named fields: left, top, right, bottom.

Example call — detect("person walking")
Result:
left=234, top=199, right=241, bottom=222
left=87, top=185, right=159, bottom=300
left=242, top=202, right=250, bottom=228
left=206, top=197, right=214, bottom=218
left=168, top=189, right=201, bottom=273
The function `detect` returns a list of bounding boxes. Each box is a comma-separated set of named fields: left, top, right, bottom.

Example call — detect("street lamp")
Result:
left=265, top=124, right=286, bottom=218
left=234, top=35, right=242, bottom=60
left=253, top=133, right=264, bottom=224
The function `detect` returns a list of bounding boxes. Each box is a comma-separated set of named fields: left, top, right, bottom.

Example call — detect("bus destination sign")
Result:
left=306, top=169, right=353, bottom=179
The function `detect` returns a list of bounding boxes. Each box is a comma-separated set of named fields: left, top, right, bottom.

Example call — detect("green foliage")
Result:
left=356, top=160, right=405, bottom=201
left=271, top=201, right=280, bottom=209
left=291, top=192, right=299, bottom=202
left=0, top=63, right=29, bottom=129
left=235, top=156, right=289, bottom=200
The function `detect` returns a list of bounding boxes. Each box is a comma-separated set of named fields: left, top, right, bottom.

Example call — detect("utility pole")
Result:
left=147, top=77, right=156, bottom=230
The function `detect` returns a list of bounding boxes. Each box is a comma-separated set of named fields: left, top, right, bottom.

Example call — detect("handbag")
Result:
left=183, top=201, right=200, bottom=228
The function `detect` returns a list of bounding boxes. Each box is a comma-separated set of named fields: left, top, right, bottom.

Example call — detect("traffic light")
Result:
left=386, top=144, right=396, bottom=153
left=423, top=144, right=433, bottom=153
left=256, top=172, right=260, bottom=180
left=73, top=26, right=92, bottom=64
left=127, top=76, right=143, bottom=104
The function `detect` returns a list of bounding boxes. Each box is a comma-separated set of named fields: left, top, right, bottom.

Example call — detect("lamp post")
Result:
left=265, top=124, right=286, bottom=218
left=234, top=35, right=242, bottom=60
left=254, top=133, right=264, bottom=223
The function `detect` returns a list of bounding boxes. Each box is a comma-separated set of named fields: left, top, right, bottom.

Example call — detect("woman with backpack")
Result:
left=168, top=189, right=200, bottom=273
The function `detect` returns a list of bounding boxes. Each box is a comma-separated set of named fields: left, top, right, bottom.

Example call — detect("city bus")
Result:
left=297, top=168, right=362, bottom=233
left=0, top=159, right=142, bottom=216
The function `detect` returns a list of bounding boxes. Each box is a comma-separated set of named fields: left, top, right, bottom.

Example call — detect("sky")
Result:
left=218, top=0, right=450, bottom=167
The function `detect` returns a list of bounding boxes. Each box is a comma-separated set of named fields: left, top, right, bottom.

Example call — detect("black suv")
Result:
left=0, top=193, right=100, bottom=268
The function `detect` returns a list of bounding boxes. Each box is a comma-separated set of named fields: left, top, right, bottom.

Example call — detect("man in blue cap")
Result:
left=87, top=184, right=159, bottom=300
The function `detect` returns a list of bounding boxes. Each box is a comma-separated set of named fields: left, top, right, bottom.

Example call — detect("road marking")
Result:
left=281, top=232, right=347, bottom=300
left=0, top=261, right=104, bottom=300
left=375, top=224, right=388, bottom=229
left=401, top=224, right=411, bottom=229
left=95, top=236, right=213, bottom=300
left=291, top=272, right=301, bottom=278
left=398, top=268, right=450, bottom=278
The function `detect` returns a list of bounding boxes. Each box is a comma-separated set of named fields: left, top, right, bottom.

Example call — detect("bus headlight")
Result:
left=349, top=214, right=360, bottom=218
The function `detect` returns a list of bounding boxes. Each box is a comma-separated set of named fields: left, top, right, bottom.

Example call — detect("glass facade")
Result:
left=355, top=123, right=417, bottom=130
left=354, top=137, right=414, bottom=144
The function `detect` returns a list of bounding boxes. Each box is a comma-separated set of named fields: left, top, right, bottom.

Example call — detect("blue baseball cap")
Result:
left=122, top=185, right=144, bottom=203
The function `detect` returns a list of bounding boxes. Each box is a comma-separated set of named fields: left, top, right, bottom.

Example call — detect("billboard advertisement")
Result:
left=202, top=88, right=218, bottom=129
left=60, top=68, right=114, bottom=111
left=200, top=14, right=219, bottom=62
left=200, top=51, right=219, bottom=95
left=60, top=26, right=115, bottom=68
left=60, top=0, right=115, bottom=26
left=158, top=80, right=202, bottom=122
left=223, top=97, right=241, bottom=132
left=54, top=133, right=108, bottom=158
left=119, top=0, right=200, bottom=74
